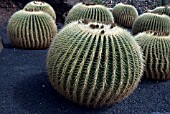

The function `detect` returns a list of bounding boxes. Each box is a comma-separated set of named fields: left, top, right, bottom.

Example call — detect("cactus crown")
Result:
left=7, top=10, right=57, bottom=49
left=112, top=3, right=138, bottom=28
left=132, top=13, right=170, bottom=35
left=65, top=3, right=114, bottom=24
left=135, top=32, right=170, bottom=80
left=24, top=1, right=56, bottom=21
left=47, top=20, right=144, bottom=107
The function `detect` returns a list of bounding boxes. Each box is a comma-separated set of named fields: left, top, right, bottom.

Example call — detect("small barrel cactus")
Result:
left=112, top=3, right=138, bottom=28
left=7, top=9, right=57, bottom=49
left=132, top=13, right=170, bottom=35
left=47, top=20, right=144, bottom=107
left=65, top=2, right=114, bottom=24
left=23, top=1, right=56, bottom=22
left=148, top=6, right=170, bottom=17
left=135, top=30, right=170, bottom=80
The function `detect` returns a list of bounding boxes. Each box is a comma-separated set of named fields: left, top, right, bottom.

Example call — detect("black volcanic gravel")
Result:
left=0, top=0, right=170, bottom=113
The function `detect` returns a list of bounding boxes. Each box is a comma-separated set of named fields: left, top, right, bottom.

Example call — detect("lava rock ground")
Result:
left=0, top=1, right=170, bottom=114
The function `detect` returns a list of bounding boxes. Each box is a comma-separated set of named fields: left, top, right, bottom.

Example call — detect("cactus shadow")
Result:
left=12, top=72, right=110, bottom=114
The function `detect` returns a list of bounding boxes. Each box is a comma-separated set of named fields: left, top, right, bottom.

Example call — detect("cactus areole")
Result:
left=47, top=21, right=144, bottom=107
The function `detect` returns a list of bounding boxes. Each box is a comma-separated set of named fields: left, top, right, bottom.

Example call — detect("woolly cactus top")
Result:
left=132, top=13, right=170, bottom=35
left=65, top=3, right=114, bottom=24
left=27, top=1, right=48, bottom=6
left=24, top=1, right=56, bottom=21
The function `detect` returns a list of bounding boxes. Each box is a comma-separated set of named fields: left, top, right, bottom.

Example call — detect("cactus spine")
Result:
left=47, top=20, right=144, bottom=107
left=24, top=1, right=56, bottom=22
left=112, top=3, right=138, bottom=28
left=7, top=9, right=57, bottom=49
left=135, top=31, right=170, bottom=80
left=132, top=13, right=170, bottom=35
left=65, top=2, right=114, bottom=24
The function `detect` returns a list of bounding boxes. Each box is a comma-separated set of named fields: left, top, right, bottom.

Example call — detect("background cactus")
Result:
left=65, top=2, right=114, bottom=24
left=7, top=9, right=57, bottom=49
left=47, top=21, right=144, bottom=107
left=135, top=31, right=170, bottom=80
left=132, top=13, right=170, bottom=35
left=111, top=3, right=138, bottom=28
left=148, top=6, right=170, bottom=17
left=24, top=1, right=56, bottom=22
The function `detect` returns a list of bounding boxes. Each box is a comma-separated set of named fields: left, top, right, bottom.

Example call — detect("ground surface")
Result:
left=0, top=1, right=170, bottom=114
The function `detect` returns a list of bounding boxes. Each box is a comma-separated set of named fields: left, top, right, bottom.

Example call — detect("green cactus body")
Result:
left=24, top=1, right=56, bottom=22
left=47, top=21, right=144, bottom=107
left=135, top=31, right=170, bottom=80
left=132, top=13, right=170, bottom=35
left=148, top=6, right=170, bottom=17
left=7, top=10, right=57, bottom=49
left=65, top=2, right=114, bottom=24
left=112, top=3, right=138, bottom=28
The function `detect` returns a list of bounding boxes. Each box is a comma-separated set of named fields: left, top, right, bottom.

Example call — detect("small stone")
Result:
left=42, top=85, right=45, bottom=88
left=0, top=37, right=4, bottom=52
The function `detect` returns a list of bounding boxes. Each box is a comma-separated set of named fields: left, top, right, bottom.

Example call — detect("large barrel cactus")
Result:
left=65, top=2, right=114, bottom=24
left=112, top=3, right=138, bottom=28
left=135, top=31, right=170, bottom=80
left=23, top=1, right=56, bottom=22
left=7, top=9, right=57, bottom=49
left=47, top=20, right=144, bottom=107
left=148, top=6, right=170, bottom=17
left=132, top=13, right=170, bottom=35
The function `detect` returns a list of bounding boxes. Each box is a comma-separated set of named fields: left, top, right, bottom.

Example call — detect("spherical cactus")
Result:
left=132, top=13, right=170, bottom=35
left=24, top=1, right=56, bottom=22
left=47, top=20, right=144, bottom=107
left=65, top=2, right=114, bottom=24
left=112, top=3, right=138, bottom=28
left=7, top=9, right=57, bottom=49
left=135, top=31, right=170, bottom=80
left=148, top=6, right=170, bottom=17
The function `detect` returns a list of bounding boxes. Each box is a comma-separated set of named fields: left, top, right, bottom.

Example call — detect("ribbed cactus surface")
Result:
left=47, top=21, right=144, bottom=107
left=7, top=10, right=57, bottom=49
left=132, top=13, right=170, bottom=35
left=24, top=1, right=56, bottom=21
left=65, top=2, right=114, bottom=24
left=148, top=6, right=170, bottom=17
left=135, top=31, right=170, bottom=80
left=112, top=3, right=138, bottom=28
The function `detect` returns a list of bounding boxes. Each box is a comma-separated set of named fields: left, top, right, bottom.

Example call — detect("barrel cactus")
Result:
left=47, top=20, right=144, bottom=107
left=24, top=1, right=56, bottom=22
left=7, top=9, right=57, bottom=49
left=112, top=3, right=138, bottom=28
left=135, top=30, right=170, bottom=80
left=65, top=2, right=114, bottom=24
left=132, top=13, right=170, bottom=35
left=148, top=6, right=170, bottom=17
